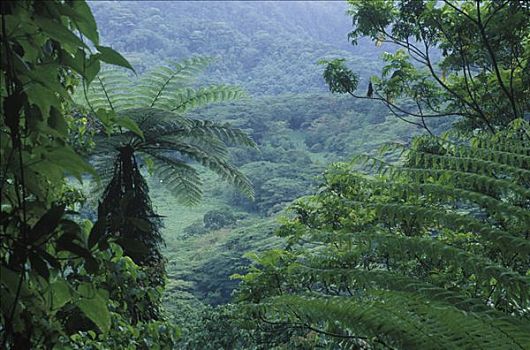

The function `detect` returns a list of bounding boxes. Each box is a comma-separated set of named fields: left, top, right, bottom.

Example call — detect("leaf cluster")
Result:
left=324, top=0, right=530, bottom=132
left=0, top=1, right=178, bottom=348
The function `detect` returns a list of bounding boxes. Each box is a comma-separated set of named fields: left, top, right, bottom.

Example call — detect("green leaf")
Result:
left=77, top=284, right=110, bottom=333
left=0, top=266, right=24, bottom=294
left=88, top=219, right=107, bottom=249
left=25, top=64, right=70, bottom=99
left=39, top=250, right=61, bottom=269
left=116, top=116, right=144, bottom=139
left=95, top=108, right=115, bottom=132
left=61, top=49, right=86, bottom=78
left=50, top=279, right=71, bottom=310
left=85, top=54, right=101, bottom=84
left=30, top=204, right=65, bottom=244
left=33, top=18, right=87, bottom=53
left=96, top=45, right=135, bottom=72
left=56, top=239, right=97, bottom=273
left=71, top=1, right=99, bottom=45
left=26, top=83, right=59, bottom=118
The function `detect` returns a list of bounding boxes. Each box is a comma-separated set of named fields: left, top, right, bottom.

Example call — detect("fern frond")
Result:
left=264, top=293, right=530, bottom=350
left=299, top=228, right=529, bottom=305
left=86, top=69, right=132, bottom=111
left=141, top=151, right=203, bottom=206
left=236, top=121, right=530, bottom=348
left=86, top=57, right=252, bottom=208
left=442, top=141, right=530, bottom=168
left=287, top=266, right=493, bottom=313
left=188, top=120, right=256, bottom=148
left=133, top=56, right=213, bottom=108
left=169, top=85, right=247, bottom=113
left=364, top=202, right=530, bottom=252
left=406, top=151, right=530, bottom=183
left=118, top=107, right=192, bottom=131
left=142, top=140, right=254, bottom=201
left=358, top=157, right=530, bottom=199
left=355, top=231, right=530, bottom=301
left=355, top=179, right=530, bottom=225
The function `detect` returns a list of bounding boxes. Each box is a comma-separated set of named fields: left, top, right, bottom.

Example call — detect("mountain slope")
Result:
left=90, top=1, right=381, bottom=95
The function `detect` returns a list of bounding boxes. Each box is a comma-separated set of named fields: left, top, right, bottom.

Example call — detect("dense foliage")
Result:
left=0, top=1, right=144, bottom=347
left=2, top=0, right=529, bottom=349
left=1, top=1, right=250, bottom=348
left=235, top=120, right=530, bottom=349
left=224, top=1, right=530, bottom=348
left=89, top=1, right=370, bottom=95
left=86, top=2, right=451, bottom=318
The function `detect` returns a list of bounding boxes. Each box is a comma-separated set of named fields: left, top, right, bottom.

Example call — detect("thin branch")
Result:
left=443, top=0, right=478, bottom=24
left=475, top=0, right=519, bottom=119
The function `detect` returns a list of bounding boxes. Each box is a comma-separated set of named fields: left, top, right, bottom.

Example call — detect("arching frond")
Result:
left=133, top=56, right=213, bottom=108
left=141, top=151, right=203, bottom=206
left=85, top=68, right=132, bottom=111
left=184, top=120, right=257, bottom=148
left=169, top=85, right=247, bottom=113
left=261, top=293, right=530, bottom=350
left=86, top=57, right=254, bottom=206
left=141, top=140, right=254, bottom=203
left=118, top=107, right=192, bottom=131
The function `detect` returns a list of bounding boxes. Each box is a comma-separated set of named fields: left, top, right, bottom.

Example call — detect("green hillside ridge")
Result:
left=89, top=1, right=382, bottom=94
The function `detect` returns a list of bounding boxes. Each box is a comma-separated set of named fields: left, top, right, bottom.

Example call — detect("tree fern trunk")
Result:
left=97, top=145, right=165, bottom=322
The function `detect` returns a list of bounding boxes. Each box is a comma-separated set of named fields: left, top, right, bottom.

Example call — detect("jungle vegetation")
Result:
left=1, top=0, right=529, bottom=349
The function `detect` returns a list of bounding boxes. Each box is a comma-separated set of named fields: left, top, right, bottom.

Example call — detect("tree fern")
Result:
left=235, top=120, right=530, bottom=349
left=83, top=57, right=255, bottom=287
left=86, top=57, right=255, bottom=205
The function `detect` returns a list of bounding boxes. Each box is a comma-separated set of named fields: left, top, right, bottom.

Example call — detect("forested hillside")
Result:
left=89, top=0, right=447, bottom=310
left=90, top=1, right=380, bottom=94
left=1, top=1, right=528, bottom=349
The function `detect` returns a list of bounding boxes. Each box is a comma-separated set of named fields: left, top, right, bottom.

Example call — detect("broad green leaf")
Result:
left=85, top=54, right=101, bottom=84
left=29, top=254, right=49, bottom=280
left=95, top=108, right=115, bottom=132
left=50, top=279, right=71, bottom=310
left=24, top=63, right=69, bottom=99
left=26, top=83, right=59, bottom=118
left=0, top=266, right=24, bottom=294
left=96, top=45, right=135, bottom=72
left=77, top=284, right=110, bottom=333
left=88, top=219, right=107, bottom=249
left=33, top=18, right=87, bottom=53
left=57, top=240, right=91, bottom=260
left=48, top=107, right=69, bottom=137
left=61, top=49, right=87, bottom=78
left=30, top=204, right=65, bottom=244
left=71, top=1, right=99, bottom=45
